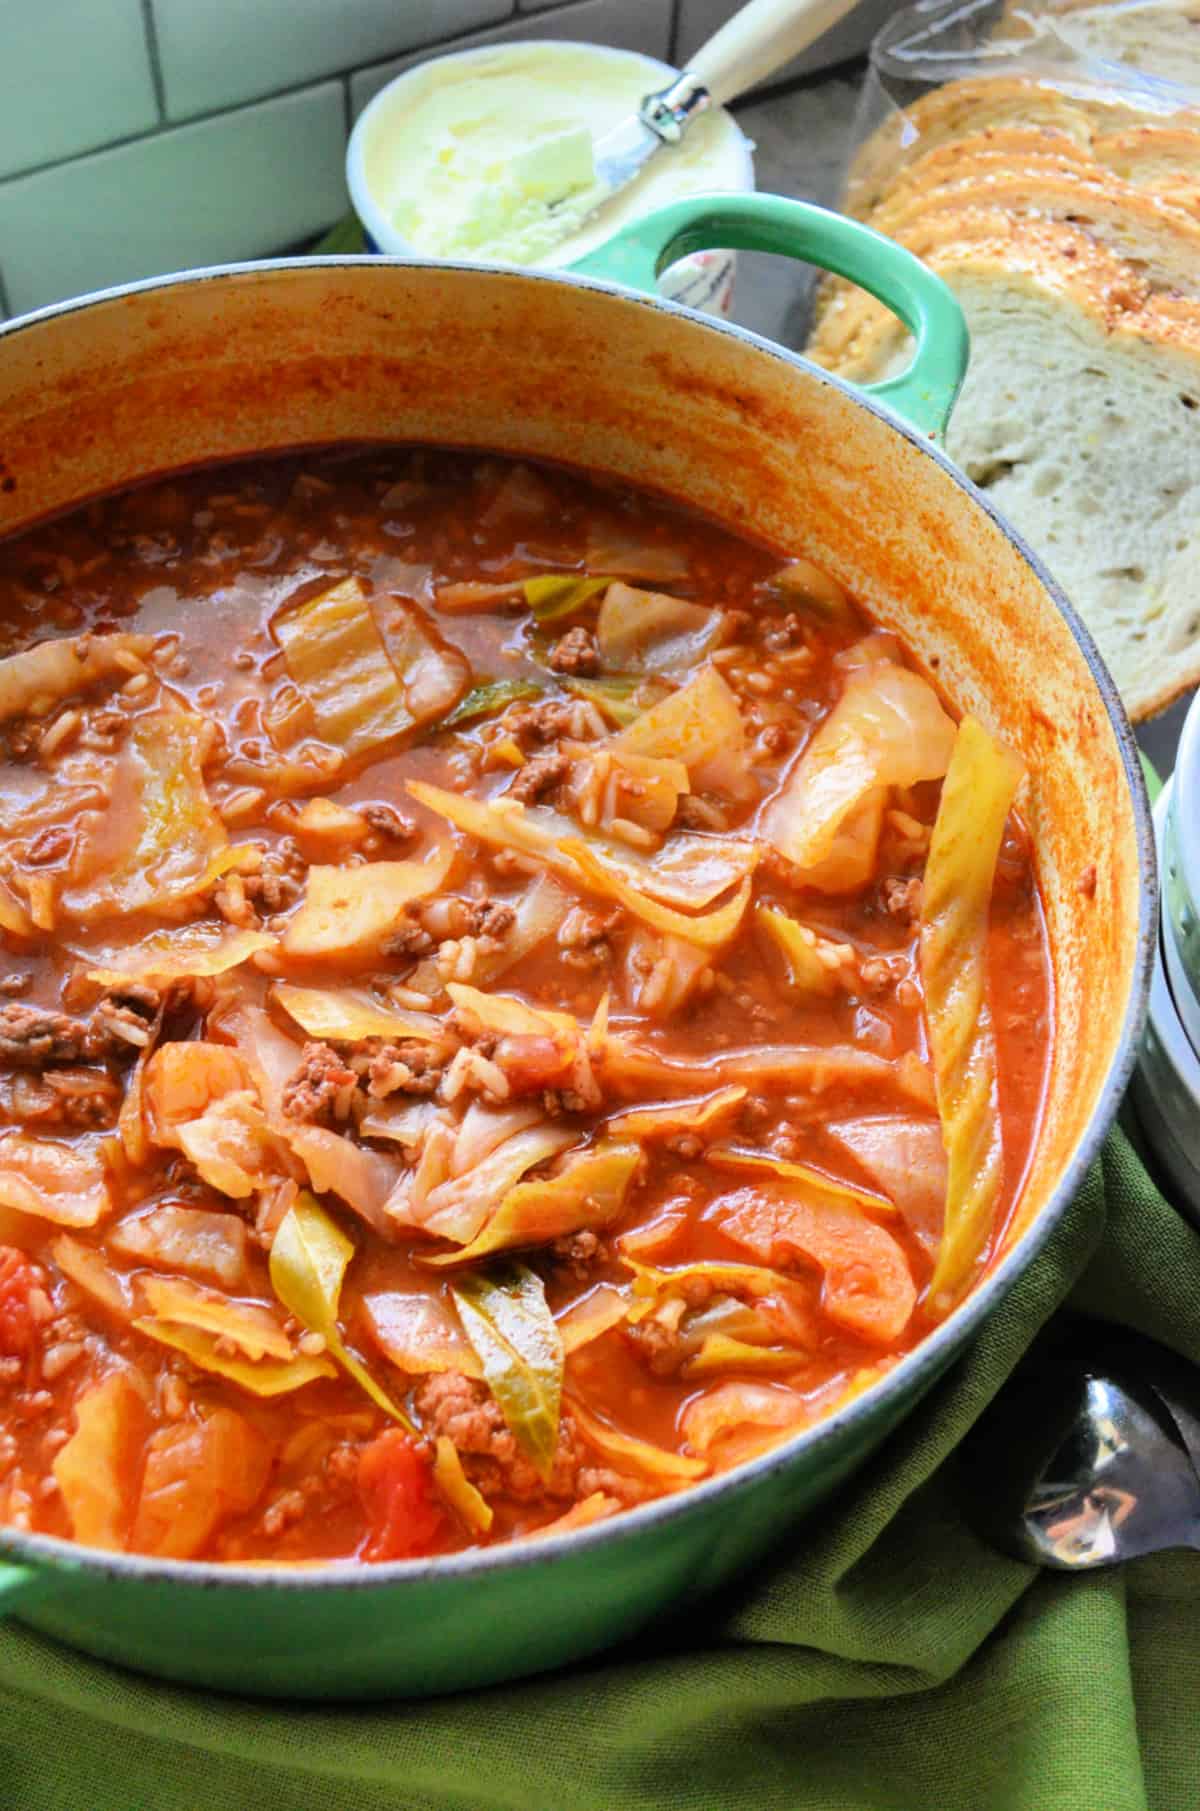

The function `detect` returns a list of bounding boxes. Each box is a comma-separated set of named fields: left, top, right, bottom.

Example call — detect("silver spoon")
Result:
left=963, top=1339, right=1200, bottom=1568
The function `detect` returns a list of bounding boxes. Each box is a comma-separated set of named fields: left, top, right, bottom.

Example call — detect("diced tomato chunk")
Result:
left=0, top=1246, right=40, bottom=1358
left=357, top=1429, right=446, bottom=1562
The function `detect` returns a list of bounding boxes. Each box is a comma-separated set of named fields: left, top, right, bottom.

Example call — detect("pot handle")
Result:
left=570, top=192, right=968, bottom=443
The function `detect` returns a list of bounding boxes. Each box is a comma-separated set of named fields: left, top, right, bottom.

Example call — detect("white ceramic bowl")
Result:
left=1163, top=689, right=1200, bottom=1036
left=346, top=40, right=755, bottom=318
left=1132, top=776, right=1200, bottom=1227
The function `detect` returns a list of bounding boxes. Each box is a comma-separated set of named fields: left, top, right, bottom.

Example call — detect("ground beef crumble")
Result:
left=548, top=626, right=600, bottom=676
left=281, top=1042, right=358, bottom=1124
left=507, top=750, right=570, bottom=804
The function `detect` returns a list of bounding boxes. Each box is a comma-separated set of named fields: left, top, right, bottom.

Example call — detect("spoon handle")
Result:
left=687, top=0, right=863, bottom=106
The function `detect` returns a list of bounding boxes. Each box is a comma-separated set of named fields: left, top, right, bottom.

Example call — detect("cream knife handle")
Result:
left=688, top=0, right=863, bottom=106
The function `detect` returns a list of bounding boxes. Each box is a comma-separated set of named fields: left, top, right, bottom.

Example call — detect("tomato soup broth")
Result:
left=0, top=448, right=1050, bottom=1564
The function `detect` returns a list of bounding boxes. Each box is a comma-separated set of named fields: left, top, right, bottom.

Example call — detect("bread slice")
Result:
left=808, top=165, right=1200, bottom=374
left=816, top=225, right=1200, bottom=719
left=1093, top=123, right=1200, bottom=208
left=1048, top=0, right=1200, bottom=91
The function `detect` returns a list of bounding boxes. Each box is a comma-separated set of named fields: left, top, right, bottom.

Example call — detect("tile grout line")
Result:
left=138, top=0, right=169, bottom=124
left=668, top=0, right=681, bottom=65
left=0, top=265, right=11, bottom=319
left=0, top=0, right=672, bottom=189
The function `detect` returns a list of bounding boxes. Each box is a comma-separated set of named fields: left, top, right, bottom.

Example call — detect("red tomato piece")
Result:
left=0, top=1246, right=40, bottom=1358
left=357, top=1430, right=446, bottom=1562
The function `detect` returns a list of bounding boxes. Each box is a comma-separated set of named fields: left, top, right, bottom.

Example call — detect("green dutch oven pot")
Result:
left=0, top=193, right=1154, bottom=1699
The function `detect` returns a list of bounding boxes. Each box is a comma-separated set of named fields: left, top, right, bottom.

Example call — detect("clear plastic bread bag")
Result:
left=841, top=0, right=1200, bottom=225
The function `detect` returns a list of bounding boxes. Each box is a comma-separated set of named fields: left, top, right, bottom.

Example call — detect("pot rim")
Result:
left=0, top=253, right=1157, bottom=1597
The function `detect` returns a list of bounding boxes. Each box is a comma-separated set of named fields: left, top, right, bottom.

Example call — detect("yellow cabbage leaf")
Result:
left=432, top=1435, right=493, bottom=1534
left=108, top=1204, right=248, bottom=1289
left=51, top=1234, right=132, bottom=1321
left=920, top=715, right=1025, bottom=1316
left=527, top=1493, right=621, bottom=1538
left=282, top=846, right=452, bottom=964
left=569, top=1397, right=707, bottom=1482
left=561, top=839, right=751, bottom=952
left=755, top=908, right=838, bottom=997
left=523, top=574, right=609, bottom=622
left=275, top=577, right=466, bottom=755
left=52, top=1372, right=148, bottom=1549
left=133, top=1320, right=336, bottom=1397
left=176, top=1091, right=284, bottom=1199
left=87, top=925, right=274, bottom=989
left=451, top=1263, right=563, bottom=1480
left=130, top=1407, right=273, bottom=1560
left=422, top=1140, right=640, bottom=1268
left=596, top=583, right=722, bottom=673
left=606, top=1086, right=746, bottom=1142
left=760, top=664, right=956, bottom=885
left=364, top=1289, right=483, bottom=1380
left=556, top=1283, right=632, bottom=1354
left=708, top=1144, right=895, bottom=1213
left=62, top=708, right=231, bottom=922
left=0, top=1131, right=111, bottom=1228
left=684, top=1333, right=810, bottom=1378
left=270, top=1192, right=413, bottom=1426
left=407, top=780, right=756, bottom=910
left=0, top=632, right=153, bottom=722
left=138, top=1275, right=293, bottom=1360
left=272, top=983, right=443, bottom=1044
left=407, top=1122, right=577, bottom=1247
left=613, top=664, right=751, bottom=798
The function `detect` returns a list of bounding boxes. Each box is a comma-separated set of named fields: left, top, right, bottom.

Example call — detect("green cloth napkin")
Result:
left=2, top=1120, right=1199, bottom=1811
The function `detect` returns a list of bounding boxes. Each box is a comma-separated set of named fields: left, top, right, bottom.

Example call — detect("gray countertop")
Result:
left=727, top=66, right=1191, bottom=776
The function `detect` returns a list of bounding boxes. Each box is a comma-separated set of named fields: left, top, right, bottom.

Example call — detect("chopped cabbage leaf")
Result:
left=282, top=846, right=452, bottom=964
left=623, top=1255, right=801, bottom=1303
left=596, top=583, right=722, bottom=674
left=62, top=708, right=231, bottom=922
left=130, top=1407, right=272, bottom=1560
left=52, top=1373, right=148, bottom=1550
left=51, top=1234, right=131, bottom=1320
left=720, top=1185, right=915, bottom=1346
left=562, top=675, right=664, bottom=729
left=87, top=925, right=274, bottom=989
left=364, top=1289, right=483, bottom=1380
left=0, top=632, right=153, bottom=722
left=139, top=1275, right=293, bottom=1360
left=527, top=1493, right=621, bottom=1538
left=270, top=1192, right=413, bottom=1425
left=680, top=1381, right=810, bottom=1462
left=133, top=1319, right=335, bottom=1397
left=708, top=1144, right=895, bottom=1213
left=108, top=1204, right=248, bottom=1288
left=562, top=840, right=751, bottom=952
left=614, top=664, right=751, bottom=798
left=621, top=925, right=712, bottom=1019
left=556, top=1283, right=632, bottom=1354
left=423, top=1140, right=640, bottom=1268
left=600, top=1037, right=934, bottom=1109
left=282, top=1123, right=403, bottom=1240
left=275, top=577, right=466, bottom=756
left=444, top=679, right=542, bottom=727
left=920, top=716, right=1024, bottom=1316
left=358, top=1097, right=445, bottom=1150
left=763, top=558, right=855, bottom=626
left=175, top=1091, right=284, bottom=1200
left=825, top=1116, right=947, bottom=1256
left=569, top=1397, right=707, bottom=1481
left=407, top=781, right=755, bottom=909
left=434, top=579, right=527, bottom=614
left=606, top=1086, right=746, bottom=1142
left=377, top=595, right=470, bottom=724
left=212, top=1001, right=302, bottom=1117
left=452, top=1263, right=563, bottom=1480
left=406, top=1122, right=577, bottom=1247
left=567, top=746, right=689, bottom=837
left=433, top=1435, right=493, bottom=1533
left=445, top=981, right=578, bottom=1046
left=523, top=574, right=609, bottom=622
left=684, top=1334, right=809, bottom=1378
left=272, top=983, right=443, bottom=1044
left=0, top=1131, right=111, bottom=1228
left=755, top=908, right=838, bottom=998
left=0, top=878, right=34, bottom=938
left=760, top=664, right=955, bottom=883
